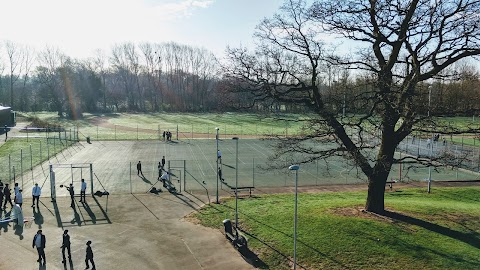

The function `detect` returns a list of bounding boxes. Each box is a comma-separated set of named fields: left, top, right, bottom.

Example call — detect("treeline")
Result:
left=0, top=40, right=479, bottom=118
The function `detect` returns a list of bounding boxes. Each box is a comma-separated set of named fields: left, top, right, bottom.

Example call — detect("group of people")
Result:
left=32, top=229, right=95, bottom=269
left=162, top=131, right=173, bottom=141
left=0, top=180, right=42, bottom=210
left=65, top=179, right=88, bottom=208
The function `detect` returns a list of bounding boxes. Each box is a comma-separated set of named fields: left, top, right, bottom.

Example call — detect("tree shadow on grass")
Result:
left=221, top=203, right=350, bottom=269
left=382, top=210, right=480, bottom=249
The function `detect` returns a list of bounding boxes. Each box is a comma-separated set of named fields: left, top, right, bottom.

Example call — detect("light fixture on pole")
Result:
left=288, top=164, right=300, bottom=270
left=215, top=127, right=219, bottom=204
left=232, top=137, right=239, bottom=238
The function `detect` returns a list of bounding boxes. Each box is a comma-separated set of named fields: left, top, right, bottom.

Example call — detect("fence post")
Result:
left=176, top=125, right=179, bottom=141
left=21, top=148, right=24, bottom=189
left=252, top=158, right=255, bottom=187
left=8, top=154, right=11, bottom=182
left=30, top=144, right=33, bottom=182
left=183, top=160, right=186, bottom=192
left=130, top=162, right=132, bottom=194
left=90, top=163, right=94, bottom=195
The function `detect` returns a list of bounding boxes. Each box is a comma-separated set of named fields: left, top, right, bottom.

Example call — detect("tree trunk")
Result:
left=365, top=173, right=388, bottom=213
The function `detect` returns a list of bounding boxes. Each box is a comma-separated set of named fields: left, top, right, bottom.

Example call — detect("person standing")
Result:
left=13, top=182, right=19, bottom=203
left=161, top=156, right=166, bottom=171
left=32, top=230, right=46, bottom=264
left=162, top=131, right=166, bottom=141
left=61, top=230, right=71, bottom=264
left=160, top=171, right=169, bottom=188
left=217, top=150, right=222, bottom=164
left=15, top=189, right=23, bottom=208
left=66, top=184, right=75, bottom=208
left=80, top=179, right=87, bottom=203
left=0, top=180, right=4, bottom=209
left=3, top=183, right=12, bottom=209
left=32, top=183, right=41, bottom=207
left=85, top=240, right=96, bottom=269
left=4, top=125, right=7, bottom=142
left=157, top=162, right=162, bottom=180
left=137, top=161, right=144, bottom=177
left=218, top=167, right=224, bottom=182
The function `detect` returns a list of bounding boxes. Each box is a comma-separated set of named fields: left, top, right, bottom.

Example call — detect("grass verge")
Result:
left=192, top=187, right=480, bottom=270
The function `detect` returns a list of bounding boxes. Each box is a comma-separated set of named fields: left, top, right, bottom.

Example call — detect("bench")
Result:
left=231, top=186, right=255, bottom=197
left=385, top=180, right=398, bottom=191
left=223, top=219, right=248, bottom=252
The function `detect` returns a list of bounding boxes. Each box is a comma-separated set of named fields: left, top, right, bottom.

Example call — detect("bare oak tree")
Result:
left=224, top=0, right=480, bottom=213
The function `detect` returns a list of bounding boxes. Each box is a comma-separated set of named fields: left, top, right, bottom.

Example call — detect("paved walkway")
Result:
left=0, top=192, right=254, bottom=270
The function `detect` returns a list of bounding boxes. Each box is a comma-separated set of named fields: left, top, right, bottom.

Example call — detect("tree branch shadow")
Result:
left=382, top=210, right=480, bottom=249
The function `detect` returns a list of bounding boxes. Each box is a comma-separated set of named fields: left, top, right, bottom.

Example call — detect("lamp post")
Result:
left=215, top=127, right=220, bottom=204
left=289, top=164, right=300, bottom=270
left=428, top=86, right=432, bottom=117
left=232, top=137, right=239, bottom=237
left=428, top=140, right=432, bottom=193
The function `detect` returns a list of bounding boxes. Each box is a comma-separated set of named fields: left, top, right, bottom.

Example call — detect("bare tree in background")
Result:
left=5, top=40, right=25, bottom=108
left=224, top=0, right=480, bottom=213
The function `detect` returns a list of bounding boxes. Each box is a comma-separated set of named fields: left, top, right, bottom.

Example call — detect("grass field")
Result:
left=193, top=187, right=480, bottom=270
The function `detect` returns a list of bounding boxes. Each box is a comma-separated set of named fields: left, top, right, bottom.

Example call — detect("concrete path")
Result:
left=0, top=192, right=254, bottom=270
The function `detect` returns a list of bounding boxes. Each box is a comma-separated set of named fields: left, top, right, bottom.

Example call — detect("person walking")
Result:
left=85, top=240, right=96, bottom=269
left=66, top=184, right=75, bottom=208
left=137, top=161, right=144, bottom=177
left=32, top=183, right=41, bottom=207
left=3, top=183, right=12, bottom=209
left=61, top=230, right=71, bottom=264
left=15, top=189, right=23, bottom=208
left=32, top=230, right=46, bottom=264
left=80, top=179, right=87, bottom=203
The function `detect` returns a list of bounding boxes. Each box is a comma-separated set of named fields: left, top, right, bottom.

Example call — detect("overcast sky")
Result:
left=0, top=0, right=284, bottom=59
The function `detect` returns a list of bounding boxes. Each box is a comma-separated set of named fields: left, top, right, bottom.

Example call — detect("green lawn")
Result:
left=0, top=137, right=73, bottom=182
left=19, top=112, right=309, bottom=139
left=193, top=187, right=480, bottom=270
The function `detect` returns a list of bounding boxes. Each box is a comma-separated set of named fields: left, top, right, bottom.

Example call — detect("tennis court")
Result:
left=21, top=138, right=479, bottom=201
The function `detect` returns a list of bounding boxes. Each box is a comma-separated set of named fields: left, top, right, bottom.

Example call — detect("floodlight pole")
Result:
left=428, top=86, right=432, bottom=117
left=428, top=140, right=432, bottom=193
left=215, top=127, right=219, bottom=204
left=289, top=164, right=300, bottom=270
left=233, top=137, right=239, bottom=238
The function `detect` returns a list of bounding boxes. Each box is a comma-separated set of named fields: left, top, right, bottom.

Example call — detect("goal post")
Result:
left=49, top=163, right=93, bottom=201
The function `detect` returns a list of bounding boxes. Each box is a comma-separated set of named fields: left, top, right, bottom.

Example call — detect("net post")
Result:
left=49, top=164, right=56, bottom=202
left=183, top=160, right=186, bottom=192
left=90, top=163, right=94, bottom=195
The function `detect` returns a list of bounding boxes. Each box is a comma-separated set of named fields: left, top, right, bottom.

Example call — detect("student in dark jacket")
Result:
left=3, top=184, right=12, bottom=209
left=85, top=240, right=96, bottom=269
left=61, top=230, right=71, bottom=264
left=32, top=230, right=46, bottom=264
